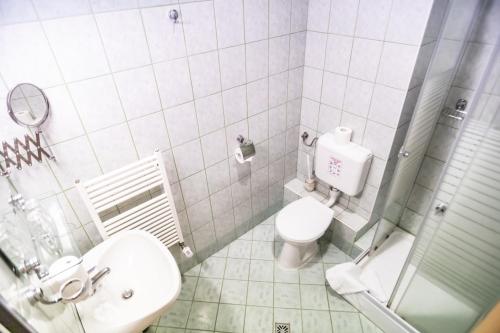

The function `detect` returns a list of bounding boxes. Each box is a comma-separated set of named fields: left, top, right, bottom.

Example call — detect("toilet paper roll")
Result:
left=334, top=126, right=352, bottom=144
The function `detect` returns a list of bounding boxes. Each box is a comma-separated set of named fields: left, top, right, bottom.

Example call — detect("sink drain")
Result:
left=122, top=289, right=134, bottom=300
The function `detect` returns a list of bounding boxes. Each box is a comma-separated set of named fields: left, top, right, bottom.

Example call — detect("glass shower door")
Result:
left=391, top=21, right=500, bottom=333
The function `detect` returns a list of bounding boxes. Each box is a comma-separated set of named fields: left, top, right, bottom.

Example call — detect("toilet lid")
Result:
left=276, top=196, right=334, bottom=243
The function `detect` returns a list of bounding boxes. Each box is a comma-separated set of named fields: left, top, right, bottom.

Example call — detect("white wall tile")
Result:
left=89, top=123, right=138, bottom=172
left=201, top=129, right=228, bottom=166
left=302, top=66, right=323, bottom=101
left=164, top=102, right=199, bottom=146
left=114, top=66, right=162, bottom=120
left=0, top=22, right=63, bottom=87
left=362, top=120, right=395, bottom=160
left=181, top=1, right=217, bottom=55
left=317, top=104, right=341, bottom=133
left=307, top=0, right=331, bottom=32
left=189, top=51, right=221, bottom=98
left=329, top=0, right=358, bottom=35
left=286, top=99, right=302, bottom=127
left=141, top=5, right=186, bottom=63
left=41, top=86, right=85, bottom=145
left=385, top=0, right=433, bottom=45
left=270, top=0, right=291, bottom=37
left=269, top=35, right=290, bottom=75
left=68, top=75, right=125, bottom=132
left=249, top=111, right=269, bottom=143
left=300, top=98, right=319, bottom=129
left=129, top=112, right=170, bottom=157
left=288, top=67, right=304, bottom=99
left=96, top=10, right=150, bottom=72
left=206, top=159, right=231, bottom=194
left=43, top=16, right=109, bottom=83
left=33, top=0, right=91, bottom=19
left=154, top=58, right=193, bottom=108
left=173, top=139, right=205, bottom=179
left=269, top=132, right=286, bottom=161
left=377, top=43, right=419, bottom=89
left=348, top=38, right=382, bottom=82
left=219, top=45, right=246, bottom=90
left=195, top=93, right=225, bottom=135
left=48, top=136, right=101, bottom=190
left=269, top=104, right=287, bottom=137
left=321, top=71, right=346, bottom=109
left=291, top=0, right=309, bottom=32
left=339, top=111, right=366, bottom=144
left=244, top=0, right=269, bottom=42
left=222, top=86, right=247, bottom=125
left=289, top=32, right=307, bottom=68
left=355, top=0, right=392, bottom=40
left=247, top=78, right=269, bottom=116
left=368, top=85, right=405, bottom=128
left=187, top=198, right=212, bottom=230
left=304, top=31, right=327, bottom=69
left=0, top=0, right=37, bottom=25
left=269, top=72, right=288, bottom=107
left=214, top=0, right=245, bottom=48
left=90, top=0, right=137, bottom=12
left=180, top=170, right=209, bottom=206
left=246, top=40, right=269, bottom=82
left=343, top=77, right=373, bottom=117
left=162, top=149, right=179, bottom=183
left=325, top=34, right=352, bottom=75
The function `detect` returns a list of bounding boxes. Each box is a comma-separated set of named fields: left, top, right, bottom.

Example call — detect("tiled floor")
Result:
left=147, top=214, right=384, bottom=333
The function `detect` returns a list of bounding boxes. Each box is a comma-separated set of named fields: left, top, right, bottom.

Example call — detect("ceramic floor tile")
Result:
left=327, top=287, right=357, bottom=312
left=331, top=311, right=363, bottom=333
left=321, top=243, right=350, bottom=264
left=194, top=278, right=223, bottom=302
left=238, top=230, right=253, bottom=240
left=302, top=310, right=333, bottom=332
left=274, top=264, right=300, bottom=283
left=228, top=240, right=252, bottom=258
left=359, top=314, right=384, bottom=333
left=252, top=224, right=275, bottom=241
left=299, top=261, right=326, bottom=285
left=158, top=300, right=192, bottom=328
left=186, top=301, right=218, bottom=331
left=220, top=280, right=248, bottom=305
left=215, top=304, right=245, bottom=332
left=178, top=276, right=198, bottom=301
left=244, top=306, right=273, bottom=333
left=261, top=215, right=275, bottom=224
left=155, top=327, right=186, bottom=333
left=247, top=281, right=274, bottom=307
left=224, top=258, right=250, bottom=280
left=184, top=264, right=201, bottom=276
left=213, top=246, right=229, bottom=258
left=300, top=284, right=329, bottom=310
left=251, top=241, right=275, bottom=260
left=274, top=283, right=301, bottom=309
left=249, top=260, right=274, bottom=281
left=200, top=257, right=227, bottom=278
left=274, top=308, right=302, bottom=333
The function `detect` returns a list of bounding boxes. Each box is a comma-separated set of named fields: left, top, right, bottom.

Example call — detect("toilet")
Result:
left=276, top=129, right=373, bottom=269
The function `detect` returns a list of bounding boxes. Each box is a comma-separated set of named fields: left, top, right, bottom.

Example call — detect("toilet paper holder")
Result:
left=235, top=135, right=256, bottom=163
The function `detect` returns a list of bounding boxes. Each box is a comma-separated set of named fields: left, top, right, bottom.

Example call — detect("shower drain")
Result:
left=275, top=322, right=290, bottom=333
left=121, top=289, right=134, bottom=300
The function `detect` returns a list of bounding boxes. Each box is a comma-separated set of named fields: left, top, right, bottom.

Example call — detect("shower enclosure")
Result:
left=358, top=0, right=500, bottom=332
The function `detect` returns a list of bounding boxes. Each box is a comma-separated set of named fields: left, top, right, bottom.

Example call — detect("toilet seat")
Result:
left=276, top=196, right=334, bottom=243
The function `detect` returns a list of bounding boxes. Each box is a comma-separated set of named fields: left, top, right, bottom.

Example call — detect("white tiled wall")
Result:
left=0, top=0, right=308, bottom=268
left=297, top=0, right=437, bottom=222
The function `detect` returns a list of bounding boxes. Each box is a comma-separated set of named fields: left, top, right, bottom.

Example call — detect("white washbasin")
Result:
left=76, top=230, right=181, bottom=333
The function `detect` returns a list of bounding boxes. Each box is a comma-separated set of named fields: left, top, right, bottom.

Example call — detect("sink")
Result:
left=76, top=230, right=181, bottom=333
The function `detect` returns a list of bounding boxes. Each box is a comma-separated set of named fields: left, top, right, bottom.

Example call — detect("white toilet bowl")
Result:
left=276, top=196, right=334, bottom=269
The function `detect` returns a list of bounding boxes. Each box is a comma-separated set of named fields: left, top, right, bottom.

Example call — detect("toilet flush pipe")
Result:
left=325, top=187, right=341, bottom=207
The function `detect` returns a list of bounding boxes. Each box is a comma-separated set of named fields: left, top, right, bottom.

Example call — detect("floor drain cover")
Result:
left=275, top=322, right=290, bottom=333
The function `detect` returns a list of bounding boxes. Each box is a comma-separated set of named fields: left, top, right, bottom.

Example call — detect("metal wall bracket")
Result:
left=0, top=131, right=55, bottom=175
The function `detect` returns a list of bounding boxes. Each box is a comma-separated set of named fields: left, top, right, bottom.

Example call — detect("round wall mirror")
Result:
left=6, top=83, right=50, bottom=128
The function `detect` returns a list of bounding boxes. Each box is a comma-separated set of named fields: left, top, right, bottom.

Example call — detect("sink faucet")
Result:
left=89, top=267, right=111, bottom=293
